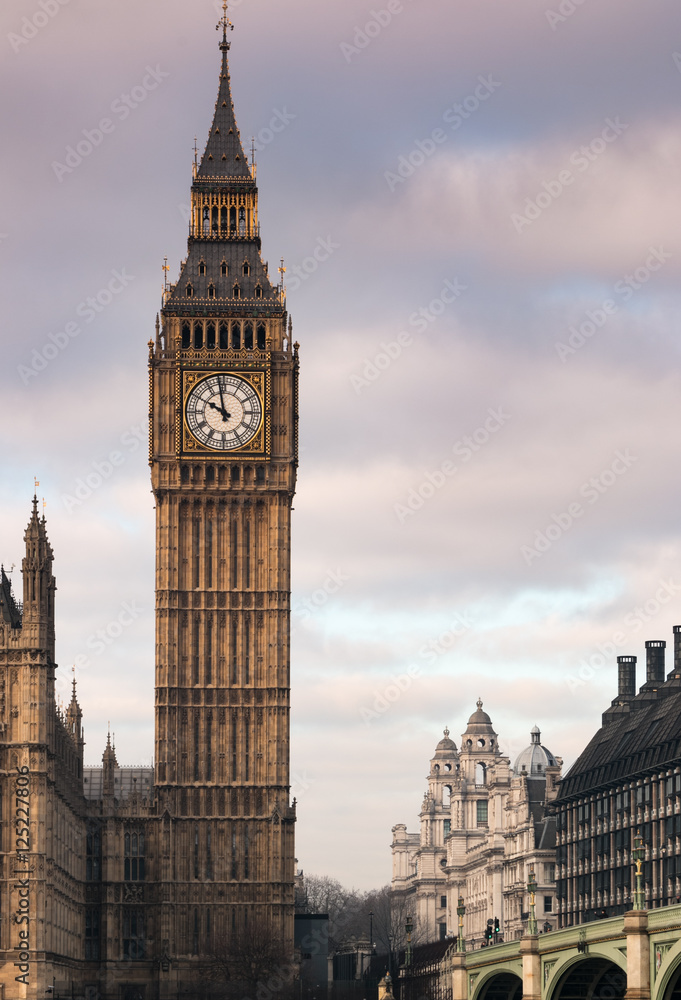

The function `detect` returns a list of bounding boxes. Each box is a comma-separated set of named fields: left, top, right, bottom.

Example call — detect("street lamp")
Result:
left=369, top=910, right=374, bottom=954
left=405, top=916, right=413, bottom=967
left=632, top=833, right=646, bottom=911
left=527, top=866, right=538, bottom=936
left=456, top=896, right=466, bottom=953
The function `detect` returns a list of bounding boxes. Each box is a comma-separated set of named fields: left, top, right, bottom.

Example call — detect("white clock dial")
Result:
left=186, top=374, right=262, bottom=451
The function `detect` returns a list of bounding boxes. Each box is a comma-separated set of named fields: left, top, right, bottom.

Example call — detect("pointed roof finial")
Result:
left=443, top=726, right=450, bottom=739
left=217, top=0, right=233, bottom=48
left=477, top=697, right=483, bottom=710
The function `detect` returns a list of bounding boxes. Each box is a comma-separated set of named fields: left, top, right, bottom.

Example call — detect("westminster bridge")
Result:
left=392, top=906, right=681, bottom=1000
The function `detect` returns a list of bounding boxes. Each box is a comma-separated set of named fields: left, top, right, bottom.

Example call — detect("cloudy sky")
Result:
left=1, top=0, right=681, bottom=891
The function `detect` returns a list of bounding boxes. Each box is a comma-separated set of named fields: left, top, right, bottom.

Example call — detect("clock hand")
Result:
left=207, top=400, right=231, bottom=421
left=217, top=376, right=229, bottom=416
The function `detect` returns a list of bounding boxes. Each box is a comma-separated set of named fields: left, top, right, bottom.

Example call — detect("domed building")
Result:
left=391, top=703, right=562, bottom=946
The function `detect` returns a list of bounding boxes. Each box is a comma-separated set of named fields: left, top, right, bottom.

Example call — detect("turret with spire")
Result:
left=102, top=728, right=119, bottom=799
left=22, top=493, right=56, bottom=658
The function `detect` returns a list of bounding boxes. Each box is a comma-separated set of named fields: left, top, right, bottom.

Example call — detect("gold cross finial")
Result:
left=217, top=1, right=233, bottom=42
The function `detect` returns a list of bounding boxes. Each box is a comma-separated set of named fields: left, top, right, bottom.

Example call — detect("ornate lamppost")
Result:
left=632, top=833, right=646, bottom=911
left=456, top=896, right=466, bottom=953
left=527, top=866, right=538, bottom=936
left=405, top=916, right=413, bottom=967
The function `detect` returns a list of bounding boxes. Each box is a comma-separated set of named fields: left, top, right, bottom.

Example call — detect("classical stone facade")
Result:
left=391, top=703, right=561, bottom=947
left=0, top=16, right=297, bottom=1000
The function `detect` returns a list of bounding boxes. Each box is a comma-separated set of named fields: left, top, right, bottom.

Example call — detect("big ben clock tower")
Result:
left=149, top=4, right=298, bottom=973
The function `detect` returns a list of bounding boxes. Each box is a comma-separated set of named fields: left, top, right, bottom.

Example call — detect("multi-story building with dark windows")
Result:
left=0, top=11, right=297, bottom=999
left=555, top=628, right=681, bottom=926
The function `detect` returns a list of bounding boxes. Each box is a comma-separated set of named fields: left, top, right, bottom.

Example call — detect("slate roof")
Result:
left=83, top=767, right=154, bottom=801
left=168, top=243, right=277, bottom=311
left=165, top=35, right=281, bottom=315
left=556, top=664, right=681, bottom=801
left=197, top=38, right=250, bottom=180
left=0, top=568, right=21, bottom=628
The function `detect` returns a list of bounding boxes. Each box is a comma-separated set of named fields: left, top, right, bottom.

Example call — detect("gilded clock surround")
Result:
left=180, top=368, right=270, bottom=457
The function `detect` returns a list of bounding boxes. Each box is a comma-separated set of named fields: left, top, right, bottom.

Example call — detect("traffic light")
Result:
left=494, top=917, right=500, bottom=935
left=485, top=920, right=493, bottom=942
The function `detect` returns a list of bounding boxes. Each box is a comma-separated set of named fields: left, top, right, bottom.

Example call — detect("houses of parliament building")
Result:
left=0, top=11, right=298, bottom=1000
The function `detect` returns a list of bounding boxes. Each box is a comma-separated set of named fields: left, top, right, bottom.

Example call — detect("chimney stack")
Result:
left=673, top=626, right=681, bottom=679
left=618, top=655, right=637, bottom=697
left=645, top=640, right=666, bottom=684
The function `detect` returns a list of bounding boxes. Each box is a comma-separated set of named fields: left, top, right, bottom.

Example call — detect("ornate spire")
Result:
left=66, top=668, right=83, bottom=741
left=22, top=493, right=55, bottom=642
left=197, top=8, right=250, bottom=181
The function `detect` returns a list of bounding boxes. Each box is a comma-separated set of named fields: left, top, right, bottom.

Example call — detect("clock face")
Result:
left=185, top=374, right=263, bottom=451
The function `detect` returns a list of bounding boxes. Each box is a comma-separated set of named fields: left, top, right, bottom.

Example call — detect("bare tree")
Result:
left=199, top=920, right=295, bottom=1000
left=296, top=873, right=365, bottom=952
left=362, top=885, right=424, bottom=975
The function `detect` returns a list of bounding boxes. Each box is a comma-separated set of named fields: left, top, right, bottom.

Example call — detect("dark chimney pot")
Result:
left=618, top=655, right=637, bottom=698
left=646, top=640, right=666, bottom=684
left=673, top=626, right=681, bottom=678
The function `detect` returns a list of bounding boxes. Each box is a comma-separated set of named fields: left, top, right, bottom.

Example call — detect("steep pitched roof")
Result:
left=557, top=672, right=681, bottom=800
left=0, top=567, right=21, bottom=628
left=197, top=35, right=251, bottom=180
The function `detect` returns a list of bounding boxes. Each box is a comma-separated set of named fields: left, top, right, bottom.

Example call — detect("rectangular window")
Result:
left=231, top=717, right=237, bottom=781
left=124, top=831, right=145, bottom=882
left=245, top=620, right=251, bottom=684
left=193, top=519, right=200, bottom=589
left=123, top=909, right=145, bottom=960
left=193, top=620, right=200, bottom=685
left=206, top=619, right=213, bottom=685
left=194, top=824, right=200, bottom=880
left=244, top=825, right=250, bottom=879
left=207, top=518, right=213, bottom=587
left=245, top=521, right=251, bottom=588
left=86, top=825, right=101, bottom=882
left=443, top=819, right=451, bottom=837
left=85, top=908, right=100, bottom=961
left=440, top=895, right=447, bottom=909
left=231, top=520, right=238, bottom=588
left=194, top=717, right=200, bottom=781
left=231, top=827, right=237, bottom=879
left=231, top=621, right=238, bottom=684
left=245, top=723, right=250, bottom=781
left=544, top=896, right=553, bottom=913
left=544, top=863, right=556, bottom=883
left=206, top=716, right=213, bottom=781
left=476, top=800, right=488, bottom=827
left=206, top=827, right=213, bottom=881
left=439, top=923, right=446, bottom=940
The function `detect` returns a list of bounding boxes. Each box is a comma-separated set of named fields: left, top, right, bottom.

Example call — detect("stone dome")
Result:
left=467, top=698, right=493, bottom=728
left=435, top=727, right=457, bottom=753
left=462, top=698, right=498, bottom=741
left=513, top=726, right=558, bottom=776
